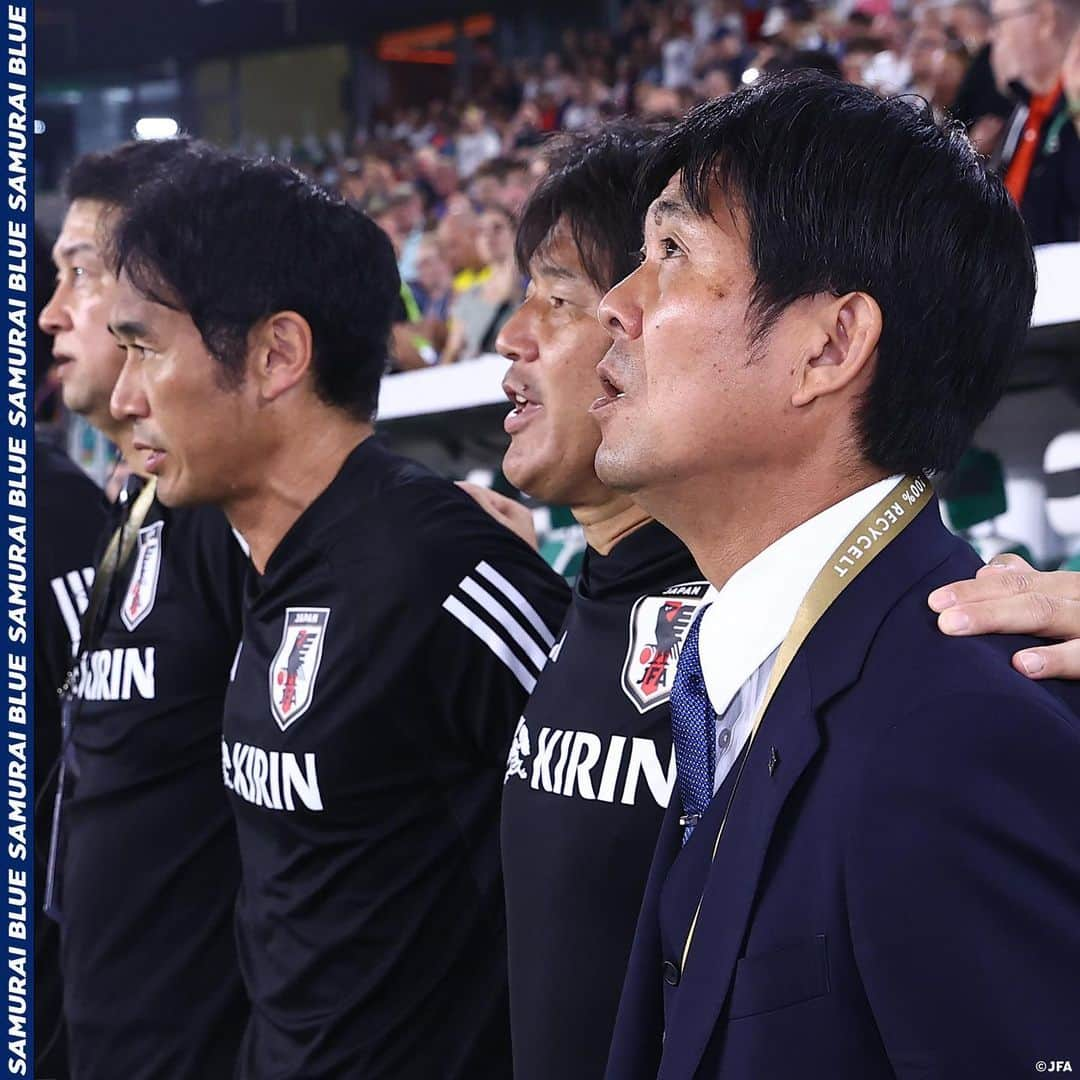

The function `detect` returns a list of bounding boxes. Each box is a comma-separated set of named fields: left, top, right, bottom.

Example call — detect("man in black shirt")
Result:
left=107, top=149, right=568, bottom=1079
left=34, top=435, right=107, bottom=1079
left=461, top=123, right=709, bottom=1080
left=38, top=140, right=249, bottom=1078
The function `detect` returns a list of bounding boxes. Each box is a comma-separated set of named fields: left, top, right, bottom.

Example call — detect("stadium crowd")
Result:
left=267, top=0, right=1080, bottom=372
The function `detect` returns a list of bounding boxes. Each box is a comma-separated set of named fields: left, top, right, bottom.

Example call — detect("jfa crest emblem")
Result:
left=120, top=521, right=164, bottom=631
left=621, top=582, right=710, bottom=713
left=269, top=607, right=330, bottom=731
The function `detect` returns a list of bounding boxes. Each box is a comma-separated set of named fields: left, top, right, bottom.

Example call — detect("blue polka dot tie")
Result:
left=670, top=609, right=716, bottom=843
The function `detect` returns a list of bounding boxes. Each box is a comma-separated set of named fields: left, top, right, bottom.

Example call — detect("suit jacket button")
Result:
left=662, top=960, right=681, bottom=986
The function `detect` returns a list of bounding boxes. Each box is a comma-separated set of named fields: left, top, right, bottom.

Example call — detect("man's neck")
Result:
left=640, top=458, right=889, bottom=591
left=226, top=415, right=374, bottom=574
left=573, top=492, right=652, bottom=556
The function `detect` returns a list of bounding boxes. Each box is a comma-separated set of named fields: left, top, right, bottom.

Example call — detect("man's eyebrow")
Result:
left=650, top=197, right=695, bottom=227
left=531, top=259, right=580, bottom=282
left=108, top=319, right=152, bottom=341
left=52, top=240, right=98, bottom=263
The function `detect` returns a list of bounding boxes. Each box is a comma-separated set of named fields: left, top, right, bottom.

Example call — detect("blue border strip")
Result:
left=4, top=4, right=33, bottom=1076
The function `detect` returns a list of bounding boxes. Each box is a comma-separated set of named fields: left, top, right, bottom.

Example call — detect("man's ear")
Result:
left=249, top=311, right=314, bottom=404
left=791, top=291, right=881, bottom=408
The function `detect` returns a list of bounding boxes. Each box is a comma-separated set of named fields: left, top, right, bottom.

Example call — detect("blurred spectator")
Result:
left=457, top=105, right=502, bottom=178
left=339, top=158, right=367, bottom=206
left=409, top=233, right=454, bottom=331
left=863, top=13, right=918, bottom=93
left=369, top=195, right=439, bottom=372
left=636, top=83, right=685, bottom=119
left=699, top=63, right=737, bottom=97
left=990, top=0, right=1080, bottom=243
left=934, top=37, right=974, bottom=111
left=442, top=207, right=524, bottom=364
left=842, top=36, right=886, bottom=85
left=504, top=101, right=549, bottom=151
left=469, top=159, right=506, bottom=210
left=951, top=0, right=994, bottom=52
left=950, top=1, right=1016, bottom=141
left=908, top=23, right=952, bottom=100
left=500, top=158, right=539, bottom=214
left=386, top=183, right=426, bottom=281
left=660, top=11, right=698, bottom=88
left=437, top=206, right=489, bottom=293
left=698, top=25, right=754, bottom=88
left=469, top=156, right=540, bottom=215
left=562, top=76, right=607, bottom=130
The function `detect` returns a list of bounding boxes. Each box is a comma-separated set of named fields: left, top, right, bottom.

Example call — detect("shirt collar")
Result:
left=697, top=474, right=903, bottom=715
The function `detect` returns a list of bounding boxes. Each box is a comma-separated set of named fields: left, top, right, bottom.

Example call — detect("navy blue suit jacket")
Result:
left=606, top=499, right=1080, bottom=1080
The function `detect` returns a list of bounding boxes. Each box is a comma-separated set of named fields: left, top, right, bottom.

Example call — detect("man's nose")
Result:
left=597, top=273, right=643, bottom=342
left=110, top=353, right=150, bottom=422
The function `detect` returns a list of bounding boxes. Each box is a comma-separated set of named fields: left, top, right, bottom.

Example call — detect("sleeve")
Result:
left=846, top=690, right=1080, bottom=1078
left=421, top=542, right=569, bottom=766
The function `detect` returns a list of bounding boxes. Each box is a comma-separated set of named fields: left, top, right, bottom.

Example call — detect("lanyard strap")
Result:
left=678, top=474, right=934, bottom=972
left=59, top=476, right=158, bottom=697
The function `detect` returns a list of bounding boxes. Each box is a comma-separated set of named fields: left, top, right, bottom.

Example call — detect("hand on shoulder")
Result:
left=456, top=482, right=539, bottom=551
left=928, top=554, right=1080, bottom=680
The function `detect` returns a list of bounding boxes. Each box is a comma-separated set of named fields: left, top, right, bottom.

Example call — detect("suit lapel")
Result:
left=655, top=497, right=962, bottom=1080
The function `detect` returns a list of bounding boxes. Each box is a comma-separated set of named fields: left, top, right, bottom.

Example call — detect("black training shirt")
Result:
left=223, top=437, right=569, bottom=1080
left=59, top=476, right=249, bottom=1080
left=501, top=521, right=706, bottom=1080
left=33, top=437, right=108, bottom=1079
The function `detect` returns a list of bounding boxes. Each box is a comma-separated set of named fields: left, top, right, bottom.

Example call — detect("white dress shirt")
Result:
left=696, top=475, right=904, bottom=792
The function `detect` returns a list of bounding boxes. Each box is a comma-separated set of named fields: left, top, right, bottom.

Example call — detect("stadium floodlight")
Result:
left=134, top=116, right=180, bottom=140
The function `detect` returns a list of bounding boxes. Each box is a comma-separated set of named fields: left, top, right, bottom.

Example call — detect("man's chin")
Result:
left=502, top=444, right=550, bottom=500
left=150, top=474, right=195, bottom=509
left=504, top=446, right=595, bottom=506
left=58, top=385, right=93, bottom=420
left=593, top=441, right=642, bottom=495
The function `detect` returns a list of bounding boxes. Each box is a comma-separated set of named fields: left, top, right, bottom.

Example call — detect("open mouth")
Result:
left=590, top=366, right=626, bottom=414
left=133, top=438, right=168, bottom=474
left=503, top=381, right=543, bottom=435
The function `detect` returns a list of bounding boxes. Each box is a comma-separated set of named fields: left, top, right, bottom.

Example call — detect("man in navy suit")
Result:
left=593, top=73, right=1080, bottom=1079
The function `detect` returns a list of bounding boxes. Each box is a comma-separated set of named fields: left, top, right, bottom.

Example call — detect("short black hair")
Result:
left=110, top=150, right=399, bottom=421
left=638, top=73, right=1035, bottom=475
left=515, top=120, right=664, bottom=293
left=64, top=137, right=208, bottom=208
